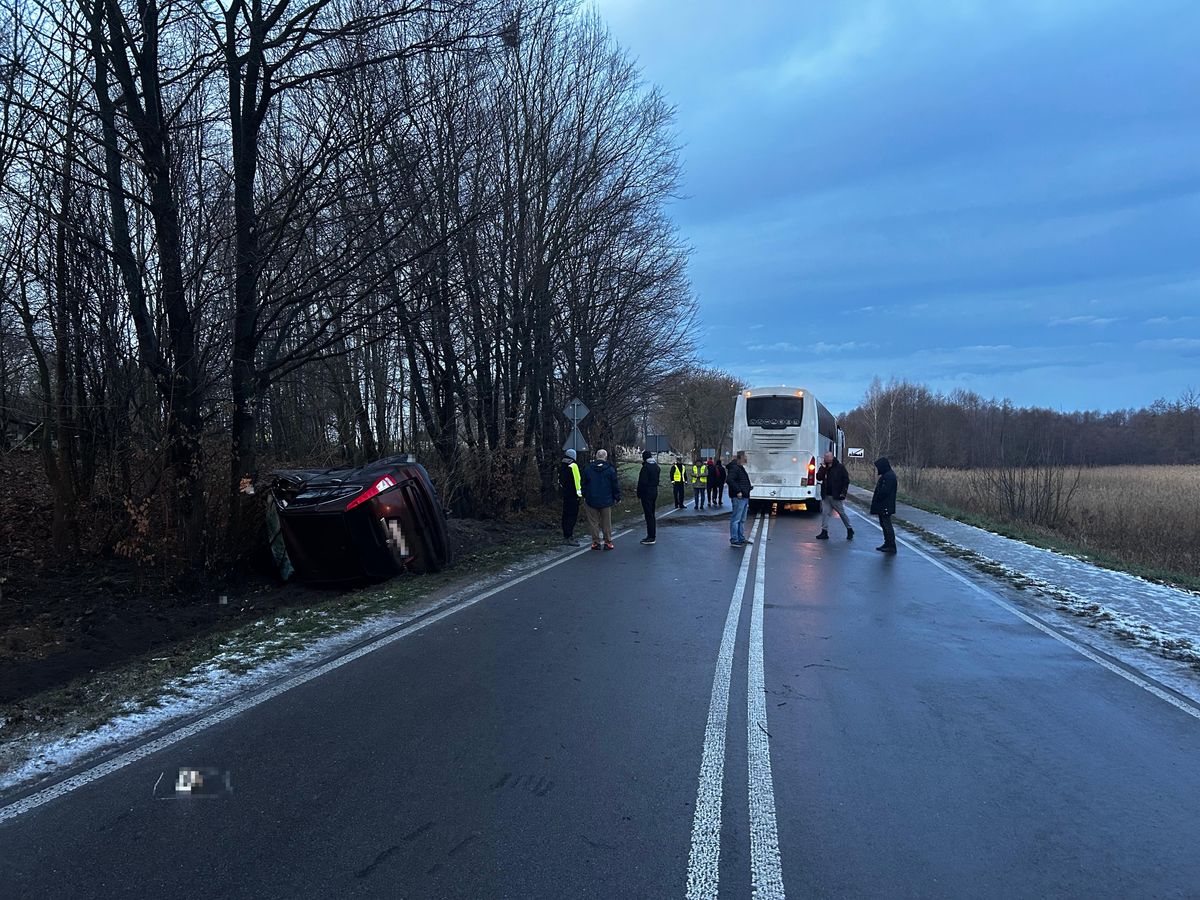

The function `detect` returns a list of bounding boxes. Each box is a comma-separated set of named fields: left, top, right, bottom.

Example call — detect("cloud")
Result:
left=1136, top=338, right=1200, bottom=351
left=1144, top=315, right=1197, bottom=325
left=1050, top=315, right=1120, bottom=326
left=746, top=340, right=876, bottom=353
left=596, top=0, right=1200, bottom=410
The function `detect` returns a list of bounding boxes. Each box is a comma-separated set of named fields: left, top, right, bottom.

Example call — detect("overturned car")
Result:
left=271, top=456, right=450, bottom=582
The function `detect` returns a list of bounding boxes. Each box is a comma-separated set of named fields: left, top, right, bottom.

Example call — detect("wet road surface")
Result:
left=3, top=505, right=1199, bottom=898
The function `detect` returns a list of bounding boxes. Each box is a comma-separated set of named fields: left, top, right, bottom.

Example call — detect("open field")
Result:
left=850, top=463, right=1200, bottom=589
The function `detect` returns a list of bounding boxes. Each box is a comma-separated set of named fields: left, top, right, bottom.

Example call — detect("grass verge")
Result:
left=849, top=477, right=1200, bottom=595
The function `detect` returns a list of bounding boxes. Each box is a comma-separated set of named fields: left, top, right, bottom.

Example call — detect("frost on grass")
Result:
left=0, top=542, right=568, bottom=797
left=0, top=609, right=405, bottom=794
left=860, top=488, right=1200, bottom=672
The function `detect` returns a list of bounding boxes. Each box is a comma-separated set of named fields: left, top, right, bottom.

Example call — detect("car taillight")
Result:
left=346, top=474, right=397, bottom=511
left=806, top=457, right=816, bottom=486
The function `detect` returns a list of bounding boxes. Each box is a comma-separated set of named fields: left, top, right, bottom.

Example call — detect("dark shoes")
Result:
left=640, top=538, right=655, bottom=545
left=816, top=530, right=830, bottom=540
left=846, top=529, right=854, bottom=540
left=876, top=544, right=897, bottom=554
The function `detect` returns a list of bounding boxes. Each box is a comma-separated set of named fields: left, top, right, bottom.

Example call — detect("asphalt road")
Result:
left=3, top=504, right=1200, bottom=899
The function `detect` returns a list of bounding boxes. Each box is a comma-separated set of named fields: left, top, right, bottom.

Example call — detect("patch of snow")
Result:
left=0, top=543, right=569, bottom=797
left=849, top=487, right=1200, bottom=703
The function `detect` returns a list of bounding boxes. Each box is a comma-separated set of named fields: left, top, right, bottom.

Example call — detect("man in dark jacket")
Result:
left=582, top=448, right=621, bottom=551
left=712, top=458, right=727, bottom=506
left=559, top=449, right=583, bottom=545
left=870, top=456, right=898, bottom=553
left=815, top=451, right=853, bottom=540
left=636, top=450, right=661, bottom=545
left=726, top=450, right=754, bottom=546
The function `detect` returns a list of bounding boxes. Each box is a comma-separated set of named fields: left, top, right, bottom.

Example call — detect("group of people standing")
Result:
left=558, top=445, right=898, bottom=555
left=668, top=457, right=728, bottom=510
left=814, top=451, right=898, bottom=553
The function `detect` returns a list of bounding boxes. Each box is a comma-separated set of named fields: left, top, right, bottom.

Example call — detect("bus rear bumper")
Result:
left=750, top=486, right=817, bottom=503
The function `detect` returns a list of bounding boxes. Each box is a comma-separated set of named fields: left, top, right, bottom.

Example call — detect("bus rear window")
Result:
left=746, top=396, right=803, bottom=429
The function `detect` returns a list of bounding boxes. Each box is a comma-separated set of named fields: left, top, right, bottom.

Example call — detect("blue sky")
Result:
left=592, top=0, right=1200, bottom=413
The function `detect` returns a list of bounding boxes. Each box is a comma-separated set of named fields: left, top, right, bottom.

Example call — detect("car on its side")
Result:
left=271, top=456, right=450, bottom=582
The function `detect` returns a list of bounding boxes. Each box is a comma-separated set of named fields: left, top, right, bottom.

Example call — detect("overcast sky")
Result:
left=592, top=0, right=1199, bottom=413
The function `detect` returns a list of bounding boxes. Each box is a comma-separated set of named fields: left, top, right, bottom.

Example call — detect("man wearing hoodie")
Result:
left=636, top=450, right=661, bottom=545
left=870, top=457, right=898, bottom=553
left=559, top=448, right=583, bottom=545
left=582, top=448, right=622, bottom=551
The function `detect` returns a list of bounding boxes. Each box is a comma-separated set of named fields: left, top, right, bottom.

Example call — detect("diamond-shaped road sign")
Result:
left=563, top=397, right=590, bottom=452
left=564, top=425, right=588, bottom=453
left=563, top=398, right=589, bottom=422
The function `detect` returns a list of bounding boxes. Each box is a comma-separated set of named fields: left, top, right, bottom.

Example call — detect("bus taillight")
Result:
left=806, top=456, right=816, bottom=485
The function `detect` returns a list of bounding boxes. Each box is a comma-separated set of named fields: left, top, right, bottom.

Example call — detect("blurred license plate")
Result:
left=757, top=474, right=782, bottom=484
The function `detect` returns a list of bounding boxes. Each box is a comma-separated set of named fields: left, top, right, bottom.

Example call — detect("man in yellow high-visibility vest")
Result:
left=560, top=449, right=583, bottom=545
left=670, top=457, right=687, bottom=509
left=690, top=458, right=708, bottom=510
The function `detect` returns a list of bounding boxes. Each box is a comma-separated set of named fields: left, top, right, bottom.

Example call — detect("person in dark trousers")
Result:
left=726, top=450, right=754, bottom=546
left=637, top=450, right=661, bottom=545
left=815, top=451, right=854, bottom=540
left=691, top=458, right=707, bottom=509
left=559, top=449, right=583, bottom=545
left=582, top=448, right=621, bottom=551
left=870, top=456, right=898, bottom=553
left=670, top=457, right=688, bottom=509
left=705, top=458, right=719, bottom=506
left=712, top=458, right=727, bottom=506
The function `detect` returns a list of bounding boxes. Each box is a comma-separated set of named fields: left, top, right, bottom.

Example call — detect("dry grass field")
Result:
left=852, top=463, right=1200, bottom=586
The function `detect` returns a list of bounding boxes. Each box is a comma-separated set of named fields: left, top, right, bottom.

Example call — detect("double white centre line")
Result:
left=686, top=513, right=786, bottom=899
left=747, top=514, right=785, bottom=898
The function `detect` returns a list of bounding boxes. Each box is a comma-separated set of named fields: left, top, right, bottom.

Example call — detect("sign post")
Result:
left=563, top=398, right=590, bottom=454
left=847, top=447, right=865, bottom=459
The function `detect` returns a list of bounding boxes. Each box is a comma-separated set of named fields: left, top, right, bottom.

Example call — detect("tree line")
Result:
left=0, top=0, right=695, bottom=572
left=841, top=377, right=1200, bottom=468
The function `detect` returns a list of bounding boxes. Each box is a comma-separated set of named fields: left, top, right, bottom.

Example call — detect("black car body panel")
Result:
left=271, top=456, right=450, bottom=582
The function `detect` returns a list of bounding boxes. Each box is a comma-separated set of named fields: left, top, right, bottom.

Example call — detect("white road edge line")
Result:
left=747, top=513, right=786, bottom=899
left=849, top=508, right=1200, bottom=722
left=0, top=500, right=691, bottom=823
left=0, top=529, right=623, bottom=824
left=686, top=513, right=762, bottom=900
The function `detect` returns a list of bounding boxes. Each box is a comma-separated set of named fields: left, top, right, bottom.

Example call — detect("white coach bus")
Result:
left=731, top=386, right=843, bottom=511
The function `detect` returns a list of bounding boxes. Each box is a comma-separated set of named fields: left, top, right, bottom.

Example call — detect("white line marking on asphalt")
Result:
left=1, top=502, right=693, bottom=823
left=849, top=509, right=1200, bottom=722
left=0, top=536, right=614, bottom=825
left=152, top=771, right=163, bottom=797
left=686, top=514, right=762, bottom=900
left=747, top=514, right=786, bottom=899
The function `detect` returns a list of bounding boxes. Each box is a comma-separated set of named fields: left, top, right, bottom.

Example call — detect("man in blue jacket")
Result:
left=582, top=449, right=622, bottom=551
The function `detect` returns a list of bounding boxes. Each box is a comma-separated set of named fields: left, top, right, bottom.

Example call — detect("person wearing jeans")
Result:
left=726, top=450, right=753, bottom=546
